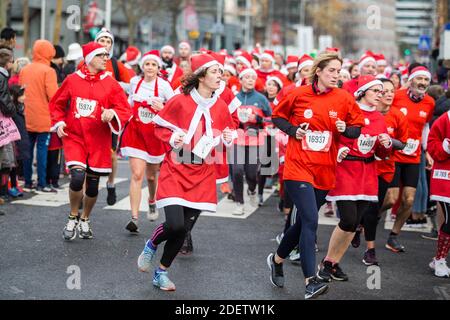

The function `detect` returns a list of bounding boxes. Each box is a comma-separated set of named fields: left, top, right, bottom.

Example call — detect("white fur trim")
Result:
left=228, top=97, right=241, bottom=114
left=298, top=60, right=313, bottom=71
left=266, top=76, right=283, bottom=89
left=354, top=80, right=384, bottom=97
left=120, top=147, right=165, bottom=164
left=325, top=195, right=378, bottom=202
left=285, top=62, right=298, bottom=69
left=430, top=195, right=450, bottom=204
left=88, top=166, right=112, bottom=173
left=236, top=56, right=252, bottom=68
left=358, top=56, right=376, bottom=71
left=273, top=98, right=279, bottom=106
left=377, top=59, right=387, bottom=66
left=152, top=115, right=183, bottom=133
left=193, top=60, right=223, bottom=75
left=443, top=139, right=450, bottom=154
left=358, top=103, right=377, bottom=112
left=156, top=197, right=217, bottom=212
left=107, top=109, right=121, bottom=135
left=66, top=161, right=87, bottom=168
left=408, top=70, right=431, bottom=82
left=216, top=177, right=229, bottom=184
left=50, top=121, right=66, bottom=132
left=224, top=65, right=237, bottom=76
left=239, top=68, right=257, bottom=79
left=85, top=47, right=108, bottom=65
left=161, top=45, right=175, bottom=54
left=139, top=54, right=163, bottom=69
left=260, top=53, right=275, bottom=62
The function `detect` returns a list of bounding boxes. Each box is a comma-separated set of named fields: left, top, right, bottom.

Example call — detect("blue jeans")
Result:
left=412, top=152, right=428, bottom=213
left=23, top=132, right=50, bottom=187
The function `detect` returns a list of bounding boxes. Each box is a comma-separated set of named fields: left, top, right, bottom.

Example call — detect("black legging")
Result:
left=231, top=145, right=258, bottom=204
left=258, top=135, right=275, bottom=196
left=363, top=176, right=390, bottom=241
left=337, top=200, right=371, bottom=233
left=46, top=149, right=62, bottom=186
left=277, top=181, right=328, bottom=278
left=440, top=202, right=450, bottom=235
left=150, top=205, right=201, bottom=268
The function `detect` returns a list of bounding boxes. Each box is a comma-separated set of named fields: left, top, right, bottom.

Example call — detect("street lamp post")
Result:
left=40, top=0, right=46, bottom=39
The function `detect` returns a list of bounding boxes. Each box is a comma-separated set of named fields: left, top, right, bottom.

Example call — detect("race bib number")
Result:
left=401, top=138, right=420, bottom=156
left=138, top=107, right=155, bottom=124
left=76, top=98, right=97, bottom=117
left=433, top=170, right=450, bottom=181
left=357, top=135, right=377, bottom=155
left=192, top=135, right=215, bottom=159
left=238, top=108, right=252, bottom=123
left=302, top=131, right=332, bottom=152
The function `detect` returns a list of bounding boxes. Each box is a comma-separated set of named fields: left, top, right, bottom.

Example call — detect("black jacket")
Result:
left=0, top=67, right=16, bottom=117
left=432, top=94, right=450, bottom=127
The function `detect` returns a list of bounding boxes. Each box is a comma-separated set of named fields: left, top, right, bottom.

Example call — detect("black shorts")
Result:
left=111, top=133, right=118, bottom=152
left=389, top=162, right=420, bottom=188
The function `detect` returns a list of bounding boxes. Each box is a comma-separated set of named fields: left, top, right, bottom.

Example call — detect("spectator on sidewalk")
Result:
left=19, top=40, right=58, bottom=192
left=0, top=27, right=16, bottom=49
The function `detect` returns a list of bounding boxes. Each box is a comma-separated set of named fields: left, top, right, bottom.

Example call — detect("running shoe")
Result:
left=232, top=203, right=245, bottom=216
left=8, top=187, right=23, bottom=198
left=385, top=234, right=405, bottom=252
left=63, top=215, right=79, bottom=241
left=78, top=219, right=93, bottom=239
left=362, top=248, right=379, bottom=266
left=267, top=253, right=284, bottom=288
left=288, top=248, right=301, bottom=265
left=106, top=185, right=117, bottom=206
left=36, top=185, right=57, bottom=193
left=125, top=218, right=139, bottom=233
left=421, top=230, right=439, bottom=241
left=258, top=194, right=264, bottom=207
left=317, top=259, right=348, bottom=282
left=351, top=228, right=361, bottom=248
left=275, top=233, right=283, bottom=245
left=429, top=258, right=450, bottom=278
left=248, top=189, right=258, bottom=207
left=153, top=269, right=176, bottom=291
left=147, top=201, right=159, bottom=221
left=138, top=240, right=157, bottom=272
left=305, top=277, right=329, bottom=300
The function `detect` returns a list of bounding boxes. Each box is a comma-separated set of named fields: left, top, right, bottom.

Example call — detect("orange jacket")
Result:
left=19, top=40, right=58, bottom=133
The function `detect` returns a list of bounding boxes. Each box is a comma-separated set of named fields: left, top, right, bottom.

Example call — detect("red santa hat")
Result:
left=198, top=47, right=208, bottom=54
left=354, top=75, right=384, bottom=97
left=161, top=45, right=175, bottom=54
left=266, top=76, right=284, bottom=89
left=206, top=50, right=226, bottom=66
left=178, top=41, right=191, bottom=50
left=235, top=51, right=253, bottom=68
left=408, top=66, right=431, bottom=82
left=139, top=50, right=163, bottom=69
left=224, top=64, right=237, bottom=76
left=239, top=68, right=257, bottom=79
left=125, top=46, right=141, bottom=66
left=375, top=53, right=387, bottom=66
left=358, top=51, right=377, bottom=71
left=82, top=42, right=108, bottom=65
left=191, top=54, right=224, bottom=75
left=260, top=49, right=275, bottom=62
left=251, top=47, right=261, bottom=59
left=298, top=54, right=314, bottom=71
left=285, top=55, right=299, bottom=69
left=326, top=47, right=340, bottom=53
left=219, top=49, right=228, bottom=56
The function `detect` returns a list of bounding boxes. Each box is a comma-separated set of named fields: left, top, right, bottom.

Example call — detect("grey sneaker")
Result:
left=362, top=248, right=379, bottom=266
left=147, top=202, right=159, bottom=221
left=63, top=215, right=79, bottom=241
left=421, top=229, right=439, bottom=241
left=305, top=277, right=329, bottom=300
left=78, top=219, right=93, bottom=239
left=267, top=253, right=284, bottom=288
left=385, top=234, right=405, bottom=253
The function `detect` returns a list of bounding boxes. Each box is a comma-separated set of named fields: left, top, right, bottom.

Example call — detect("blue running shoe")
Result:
left=8, top=187, right=23, bottom=198
left=137, top=240, right=156, bottom=273
left=153, top=269, right=176, bottom=291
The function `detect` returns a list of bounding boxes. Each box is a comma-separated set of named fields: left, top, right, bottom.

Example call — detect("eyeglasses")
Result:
left=95, top=53, right=109, bottom=59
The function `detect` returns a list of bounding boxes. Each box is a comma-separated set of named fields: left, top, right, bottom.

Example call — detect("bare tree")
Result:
left=23, top=0, right=30, bottom=56
left=307, top=0, right=346, bottom=42
left=0, top=0, right=11, bottom=30
left=118, top=0, right=159, bottom=46
left=53, top=0, right=63, bottom=44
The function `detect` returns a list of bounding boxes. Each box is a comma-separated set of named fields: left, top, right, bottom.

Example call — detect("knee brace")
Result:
left=69, top=168, right=86, bottom=192
left=85, top=175, right=100, bottom=197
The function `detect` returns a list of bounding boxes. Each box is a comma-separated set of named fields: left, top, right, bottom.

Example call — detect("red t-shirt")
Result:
left=272, top=85, right=365, bottom=190
left=391, top=89, right=435, bottom=164
left=376, top=107, right=409, bottom=182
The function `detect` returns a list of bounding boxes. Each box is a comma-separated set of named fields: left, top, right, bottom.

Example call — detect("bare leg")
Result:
left=392, top=187, right=416, bottom=234
left=146, top=163, right=159, bottom=202
left=129, top=157, right=146, bottom=220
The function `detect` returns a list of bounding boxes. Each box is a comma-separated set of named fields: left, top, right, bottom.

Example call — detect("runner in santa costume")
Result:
left=267, top=51, right=365, bottom=299
left=427, top=111, right=450, bottom=278
left=343, top=51, right=377, bottom=96
left=274, top=54, right=314, bottom=106
left=282, top=55, right=300, bottom=82
left=137, top=54, right=235, bottom=291
left=234, top=50, right=265, bottom=92
left=160, top=45, right=184, bottom=89
left=120, top=50, right=175, bottom=232
left=384, top=66, right=435, bottom=253
left=256, top=49, right=289, bottom=87
left=231, top=68, right=271, bottom=216
left=174, top=41, right=192, bottom=66
left=356, top=78, right=408, bottom=266
left=122, top=46, right=141, bottom=78
left=318, top=75, right=392, bottom=281
left=51, top=42, right=132, bottom=241
left=374, top=53, right=388, bottom=76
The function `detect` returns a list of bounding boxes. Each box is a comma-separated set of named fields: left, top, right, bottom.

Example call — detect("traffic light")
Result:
left=89, top=27, right=101, bottom=40
left=404, top=49, right=411, bottom=56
